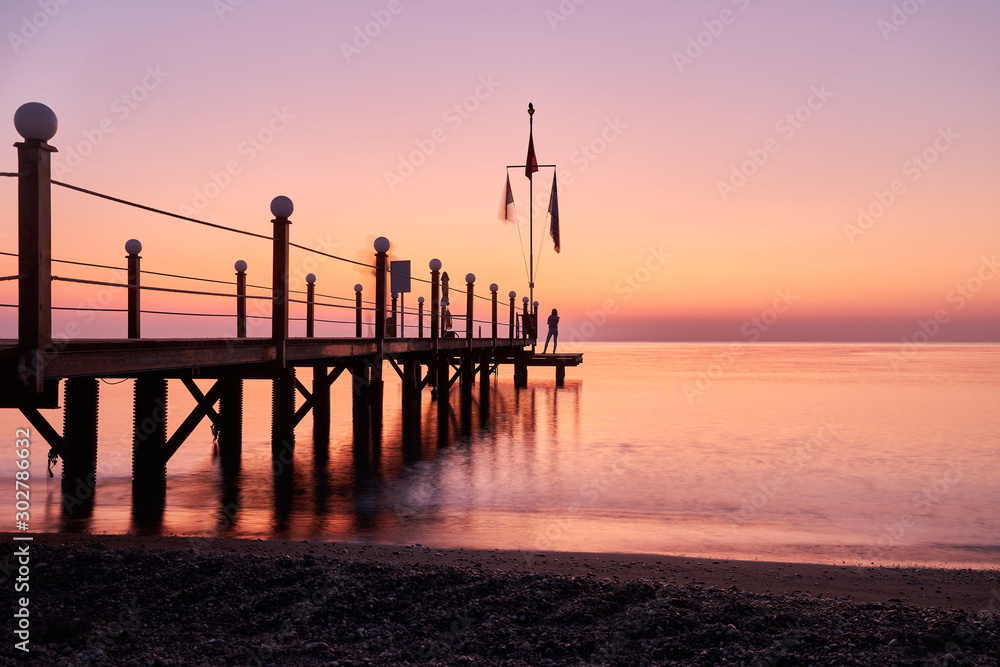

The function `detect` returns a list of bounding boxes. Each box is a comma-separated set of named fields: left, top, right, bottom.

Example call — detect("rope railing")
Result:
left=50, top=275, right=275, bottom=300
left=50, top=180, right=273, bottom=241
left=1, top=250, right=376, bottom=302
left=5, top=172, right=524, bottom=342
left=287, top=297, right=359, bottom=311
left=6, top=177, right=437, bottom=285
left=289, top=242, right=374, bottom=269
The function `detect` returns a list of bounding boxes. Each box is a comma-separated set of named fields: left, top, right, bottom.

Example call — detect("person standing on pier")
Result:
left=543, top=308, right=559, bottom=353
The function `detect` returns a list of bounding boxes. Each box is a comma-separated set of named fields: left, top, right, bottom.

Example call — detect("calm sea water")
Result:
left=3, top=343, right=999, bottom=568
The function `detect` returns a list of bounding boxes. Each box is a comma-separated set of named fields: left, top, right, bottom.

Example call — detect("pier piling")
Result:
left=61, top=377, right=99, bottom=516
left=271, top=367, right=296, bottom=459
left=132, top=376, right=167, bottom=499
left=217, top=378, right=243, bottom=469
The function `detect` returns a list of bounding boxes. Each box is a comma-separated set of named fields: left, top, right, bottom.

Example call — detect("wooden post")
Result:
left=15, top=112, right=56, bottom=392
left=313, top=365, right=330, bottom=443
left=372, top=239, right=389, bottom=433
left=461, top=274, right=475, bottom=404
left=418, top=297, right=425, bottom=338
left=132, top=375, right=168, bottom=500
left=218, top=376, right=243, bottom=469
left=305, top=275, right=316, bottom=338
left=391, top=292, right=398, bottom=338
left=479, top=350, right=491, bottom=419
left=437, top=354, right=450, bottom=403
left=351, top=361, right=370, bottom=441
left=465, top=274, right=475, bottom=346
left=401, top=357, right=421, bottom=421
left=305, top=275, right=328, bottom=441
left=401, top=360, right=421, bottom=452
left=514, top=358, right=527, bottom=388
left=430, top=260, right=441, bottom=342
left=126, top=240, right=141, bottom=339
left=271, top=367, right=296, bottom=459
left=490, top=284, right=498, bottom=344
left=61, top=377, right=99, bottom=517
left=522, top=298, right=530, bottom=342
left=270, top=197, right=293, bottom=366
left=374, top=238, right=389, bottom=342
left=532, top=301, right=539, bottom=347
left=556, top=363, right=566, bottom=388
left=508, top=291, right=516, bottom=344
left=235, top=260, right=247, bottom=338
left=354, top=284, right=363, bottom=337
left=429, top=260, right=442, bottom=396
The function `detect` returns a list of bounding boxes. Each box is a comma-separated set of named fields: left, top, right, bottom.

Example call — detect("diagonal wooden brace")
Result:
left=164, top=377, right=234, bottom=462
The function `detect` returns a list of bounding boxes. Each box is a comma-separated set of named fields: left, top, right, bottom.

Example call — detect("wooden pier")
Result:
left=0, top=102, right=581, bottom=519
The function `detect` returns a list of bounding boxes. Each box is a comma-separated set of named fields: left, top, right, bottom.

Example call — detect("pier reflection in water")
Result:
left=37, top=370, right=581, bottom=545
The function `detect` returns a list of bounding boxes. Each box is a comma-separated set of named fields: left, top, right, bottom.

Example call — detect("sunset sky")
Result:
left=1, top=0, right=998, bottom=342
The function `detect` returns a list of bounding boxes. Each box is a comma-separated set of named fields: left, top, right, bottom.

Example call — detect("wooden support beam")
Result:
left=19, top=405, right=66, bottom=459
left=164, top=377, right=233, bottom=462
left=387, top=355, right=404, bottom=381
left=180, top=377, right=220, bottom=425
left=292, top=365, right=345, bottom=428
left=295, top=378, right=311, bottom=401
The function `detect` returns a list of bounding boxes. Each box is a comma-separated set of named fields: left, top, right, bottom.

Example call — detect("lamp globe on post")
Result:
left=235, top=260, right=248, bottom=273
left=125, top=239, right=142, bottom=256
left=429, top=258, right=442, bottom=271
left=14, top=102, right=58, bottom=142
left=270, top=195, right=293, bottom=219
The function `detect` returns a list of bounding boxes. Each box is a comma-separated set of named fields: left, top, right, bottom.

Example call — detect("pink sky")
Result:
left=1, top=0, right=998, bottom=341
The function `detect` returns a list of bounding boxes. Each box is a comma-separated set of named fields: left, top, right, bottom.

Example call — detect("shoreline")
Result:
left=14, top=532, right=1000, bottom=611
left=5, top=533, right=999, bottom=665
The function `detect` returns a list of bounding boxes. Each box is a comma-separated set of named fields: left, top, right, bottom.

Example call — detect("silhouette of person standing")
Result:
left=543, top=308, right=559, bottom=353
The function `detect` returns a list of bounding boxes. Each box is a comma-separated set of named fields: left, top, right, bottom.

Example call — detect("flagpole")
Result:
left=528, top=103, right=534, bottom=334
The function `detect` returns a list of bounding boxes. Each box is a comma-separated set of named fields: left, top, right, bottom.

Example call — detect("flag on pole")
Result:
left=498, top=174, right=515, bottom=223
left=525, top=133, right=538, bottom=180
left=547, top=172, right=560, bottom=253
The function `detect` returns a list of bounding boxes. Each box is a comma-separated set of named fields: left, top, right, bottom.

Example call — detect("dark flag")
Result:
left=499, top=174, right=515, bottom=223
left=525, top=134, right=538, bottom=180
left=547, top=172, right=560, bottom=253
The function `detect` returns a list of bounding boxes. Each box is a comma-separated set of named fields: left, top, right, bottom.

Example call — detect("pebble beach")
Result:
left=3, top=533, right=998, bottom=666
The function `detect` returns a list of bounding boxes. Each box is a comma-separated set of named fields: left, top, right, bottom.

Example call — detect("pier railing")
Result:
left=1, top=103, right=541, bottom=392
